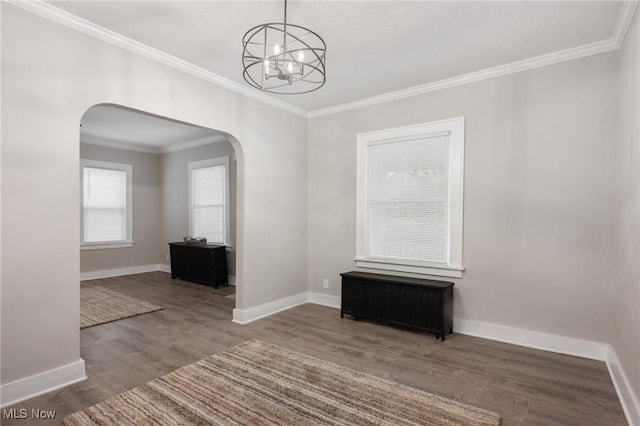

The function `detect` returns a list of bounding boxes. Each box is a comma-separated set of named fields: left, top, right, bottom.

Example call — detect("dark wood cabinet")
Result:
left=169, top=243, right=228, bottom=288
left=340, top=271, right=453, bottom=340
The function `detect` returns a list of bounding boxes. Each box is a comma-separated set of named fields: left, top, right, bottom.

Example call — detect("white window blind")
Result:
left=189, top=157, right=229, bottom=245
left=81, top=159, right=133, bottom=248
left=84, top=167, right=127, bottom=242
left=356, top=117, right=465, bottom=278
left=367, top=135, right=449, bottom=263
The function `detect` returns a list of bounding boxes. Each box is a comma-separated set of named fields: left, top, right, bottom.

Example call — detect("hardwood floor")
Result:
left=3, top=272, right=626, bottom=425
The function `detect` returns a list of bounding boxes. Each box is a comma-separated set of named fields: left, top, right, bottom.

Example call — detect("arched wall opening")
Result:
left=2, top=3, right=308, bottom=407
left=78, top=103, right=242, bottom=293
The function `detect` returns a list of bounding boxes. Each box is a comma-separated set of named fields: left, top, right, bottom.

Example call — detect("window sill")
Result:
left=354, top=257, right=464, bottom=278
left=81, top=241, right=135, bottom=251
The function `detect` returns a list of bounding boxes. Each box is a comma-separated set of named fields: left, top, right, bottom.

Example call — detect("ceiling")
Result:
left=81, top=105, right=226, bottom=153
left=45, top=1, right=630, bottom=115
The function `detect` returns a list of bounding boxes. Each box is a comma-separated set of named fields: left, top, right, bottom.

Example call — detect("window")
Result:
left=80, top=159, right=133, bottom=250
left=355, top=117, right=465, bottom=278
left=188, top=157, right=229, bottom=245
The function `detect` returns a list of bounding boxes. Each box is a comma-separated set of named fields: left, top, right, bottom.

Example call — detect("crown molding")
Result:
left=81, top=135, right=160, bottom=154
left=308, top=1, right=639, bottom=118
left=9, top=0, right=638, bottom=121
left=308, top=37, right=620, bottom=118
left=613, top=1, right=639, bottom=48
left=7, top=0, right=308, bottom=119
left=158, top=134, right=227, bottom=154
left=81, top=134, right=227, bottom=154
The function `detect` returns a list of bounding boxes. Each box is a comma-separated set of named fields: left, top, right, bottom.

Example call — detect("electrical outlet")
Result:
left=165, top=253, right=170, bottom=261
left=322, top=278, right=329, bottom=289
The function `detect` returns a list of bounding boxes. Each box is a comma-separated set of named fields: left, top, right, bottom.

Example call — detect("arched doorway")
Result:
left=78, top=103, right=241, bottom=322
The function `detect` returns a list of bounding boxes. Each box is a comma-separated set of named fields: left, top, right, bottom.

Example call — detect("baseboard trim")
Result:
left=232, top=292, right=308, bottom=324
left=315, top=300, right=637, bottom=421
left=307, top=292, right=341, bottom=309
left=80, top=264, right=169, bottom=281
left=238, top=295, right=607, bottom=361
left=453, top=318, right=639, bottom=421
left=81, top=262, right=232, bottom=284
left=453, top=318, right=608, bottom=360
left=232, top=292, right=339, bottom=324
left=303, top=296, right=610, bottom=362
left=157, top=263, right=171, bottom=274
left=74, top=269, right=640, bottom=421
left=0, top=359, right=86, bottom=408
left=606, top=346, right=640, bottom=426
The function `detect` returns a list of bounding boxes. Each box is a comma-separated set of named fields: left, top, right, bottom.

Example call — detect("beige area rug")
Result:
left=63, top=339, right=501, bottom=425
left=80, top=286, right=163, bottom=329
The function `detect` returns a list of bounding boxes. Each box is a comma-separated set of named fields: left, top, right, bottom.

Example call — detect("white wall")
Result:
left=308, top=51, right=618, bottom=343
left=79, top=143, right=164, bottom=273
left=614, top=5, right=640, bottom=413
left=1, top=2, right=307, bottom=397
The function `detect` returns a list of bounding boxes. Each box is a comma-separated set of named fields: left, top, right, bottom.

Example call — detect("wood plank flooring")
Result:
left=2, top=272, right=626, bottom=425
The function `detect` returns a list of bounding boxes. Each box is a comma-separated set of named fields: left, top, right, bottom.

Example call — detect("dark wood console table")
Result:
left=168, top=242, right=228, bottom=288
left=340, top=271, right=453, bottom=340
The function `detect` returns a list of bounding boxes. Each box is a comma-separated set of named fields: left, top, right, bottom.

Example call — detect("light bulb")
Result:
left=287, top=62, right=293, bottom=73
left=297, top=51, right=305, bottom=62
left=264, top=59, right=270, bottom=77
left=274, top=44, right=281, bottom=55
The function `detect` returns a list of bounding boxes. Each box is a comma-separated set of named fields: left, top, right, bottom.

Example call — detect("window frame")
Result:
left=80, top=159, right=134, bottom=250
left=188, top=156, right=230, bottom=246
left=355, top=117, right=465, bottom=278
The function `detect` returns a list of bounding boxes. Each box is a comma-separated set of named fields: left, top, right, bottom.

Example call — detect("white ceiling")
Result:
left=81, top=105, right=225, bottom=153
left=28, top=1, right=632, bottom=149
left=46, top=1, right=630, bottom=114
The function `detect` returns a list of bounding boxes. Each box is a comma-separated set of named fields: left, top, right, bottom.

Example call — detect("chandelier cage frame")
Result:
left=242, top=1, right=327, bottom=94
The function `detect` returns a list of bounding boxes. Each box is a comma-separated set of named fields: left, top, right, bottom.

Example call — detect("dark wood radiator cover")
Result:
left=169, top=242, right=228, bottom=288
left=340, top=271, right=453, bottom=340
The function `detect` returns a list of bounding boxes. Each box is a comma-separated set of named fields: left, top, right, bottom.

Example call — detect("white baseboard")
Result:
left=453, top=318, right=608, bottom=361
left=606, top=346, right=640, bottom=426
left=307, top=292, right=341, bottom=309
left=157, top=263, right=171, bottom=274
left=232, top=292, right=338, bottom=324
left=451, top=318, right=640, bottom=425
left=0, top=359, right=86, bottom=408
left=82, top=264, right=239, bottom=280
left=304, top=296, right=609, bottom=361
left=232, top=292, right=308, bottom=324
left=81, top=270, right=640, bottom=424
left=80, top=264, right=168, bottom=281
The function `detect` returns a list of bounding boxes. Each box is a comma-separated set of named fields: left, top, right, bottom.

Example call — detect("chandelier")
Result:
left=242, top=0, right=326, bottom=94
